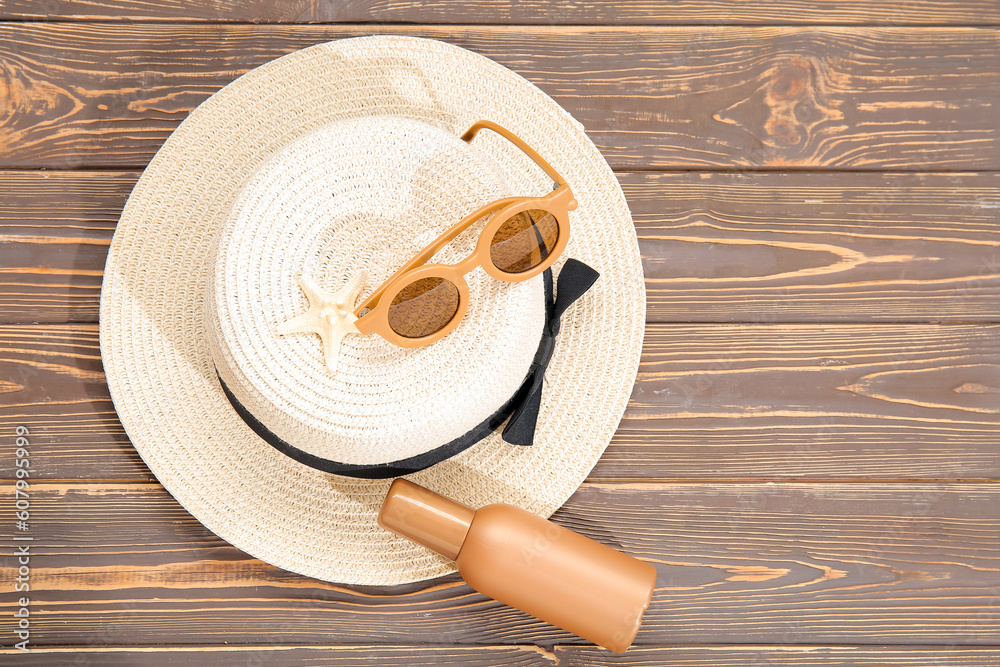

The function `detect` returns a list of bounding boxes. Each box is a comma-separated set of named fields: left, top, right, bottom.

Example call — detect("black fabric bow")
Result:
left=218, top=258, right=599, bottom=478
left=501, top=257, right=600, bottom=446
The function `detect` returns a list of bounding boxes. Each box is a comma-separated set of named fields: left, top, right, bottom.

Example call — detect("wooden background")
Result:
left=2, top=1, right=999, bottom=665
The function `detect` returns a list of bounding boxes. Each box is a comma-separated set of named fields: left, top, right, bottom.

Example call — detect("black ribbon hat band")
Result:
left=219, top=258, right=600, bottom=479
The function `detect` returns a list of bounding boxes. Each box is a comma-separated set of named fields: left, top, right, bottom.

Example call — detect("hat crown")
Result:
left=206, top=116, right=545, bottom=467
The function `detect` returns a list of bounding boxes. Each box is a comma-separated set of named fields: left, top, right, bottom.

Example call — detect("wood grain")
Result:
left=0, top=171, right=132, bottom=324
left=556, top=646, right=1000, bottom=665
left=624, top=171, right=1000, bottom=322
left=3, top=645, right=1000, bottom=666
left=1, top=25, right=997, bottom=170
left=612, top=321, right=1000, bottom=479
left=4, top=0, right=999, bottom=25
left=0, top=646, right=557, bottom=666
left=3, top=171, right=998, bottom=325
left=0, top=481, right=997, bottom=645
left=2, top=323, right=997, bottom=481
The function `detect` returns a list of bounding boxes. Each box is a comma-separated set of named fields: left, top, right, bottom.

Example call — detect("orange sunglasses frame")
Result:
left=352, top=120, right=577, bottom=348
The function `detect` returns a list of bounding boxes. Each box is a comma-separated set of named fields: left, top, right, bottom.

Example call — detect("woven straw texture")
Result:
left=208, top=116, right=545, bottom=465
left=100, top=35, right=645, bottom=585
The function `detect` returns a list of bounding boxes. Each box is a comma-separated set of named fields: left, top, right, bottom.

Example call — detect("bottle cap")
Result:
left=377, top=478, right=475, bottom=560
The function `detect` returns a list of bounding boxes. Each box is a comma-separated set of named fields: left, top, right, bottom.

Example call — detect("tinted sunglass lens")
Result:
left=387, top=276, right=461, bottom=339
left=489, top=209, right=559, bottom=274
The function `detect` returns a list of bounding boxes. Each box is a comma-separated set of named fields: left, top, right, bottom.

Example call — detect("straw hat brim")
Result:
left=100, top=35, right=645, bottom=585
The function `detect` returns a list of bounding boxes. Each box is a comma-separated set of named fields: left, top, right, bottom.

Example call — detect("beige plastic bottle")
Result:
left=377, top=478, right=656, bottom=653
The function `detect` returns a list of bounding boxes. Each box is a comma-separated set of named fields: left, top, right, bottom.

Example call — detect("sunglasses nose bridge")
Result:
left=452, top=252, right=482, bottom=276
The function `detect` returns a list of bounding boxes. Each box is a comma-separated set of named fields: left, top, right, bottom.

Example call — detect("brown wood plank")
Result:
left=3, top=645, right=1000, bottom=666
left=0, top=645, right=555, bottom=666
left=4, top=171, right=998, bottom=324
left=4, top=0, right=1000, bottom=25
left=556, top=646, right=1000, bottom=665
left=1, top=25, right=997, bottom=170
left=2, top=322, right=997, bottom=481
left=608, top=321, right=1000, bottom=479
left=629, top=171, right=1000, bottom=322
left=0, top=171, right=133, bottom=324
left=0, top=481, right=996, bottom=645
left=0, top=325, right=142, bottom=479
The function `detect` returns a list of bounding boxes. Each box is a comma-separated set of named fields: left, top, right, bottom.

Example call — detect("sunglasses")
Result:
left=349, top=120, right=577, bottom=348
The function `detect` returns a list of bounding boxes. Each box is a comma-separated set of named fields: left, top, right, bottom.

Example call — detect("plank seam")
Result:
left=1, top=18, right=1000, bottom=26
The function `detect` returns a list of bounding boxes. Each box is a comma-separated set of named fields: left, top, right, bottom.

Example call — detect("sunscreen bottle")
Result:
left=378, top=478, right=656, bottom=653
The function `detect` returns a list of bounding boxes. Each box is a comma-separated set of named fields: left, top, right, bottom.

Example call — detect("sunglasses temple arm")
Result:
left=354, top=196, right=519, bottom=314
left=461, top=121, right=567, bottom=188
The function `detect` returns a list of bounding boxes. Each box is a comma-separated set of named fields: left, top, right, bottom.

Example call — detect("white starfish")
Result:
left=275, top=271, right=367, bottom=375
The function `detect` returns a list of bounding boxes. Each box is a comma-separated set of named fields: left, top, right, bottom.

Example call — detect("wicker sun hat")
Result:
left=100, top=35, right=645, bottom=585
